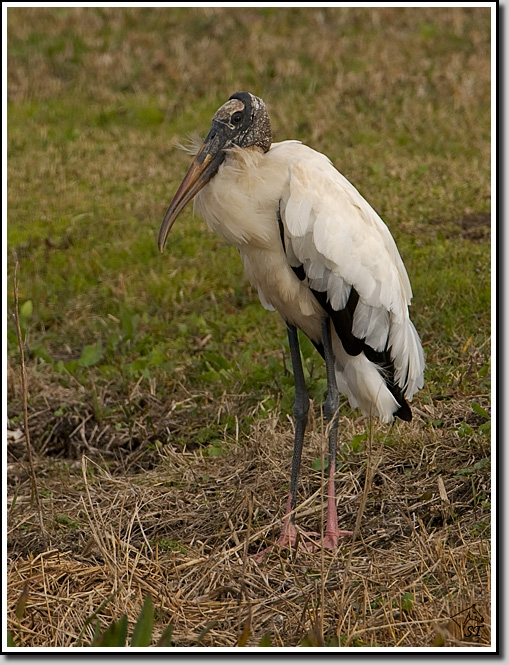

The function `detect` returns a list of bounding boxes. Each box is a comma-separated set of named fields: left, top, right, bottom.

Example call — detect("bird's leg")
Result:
left=321, top=316, right=353, bottom=549
left=276, top=324, right=317, bottom=548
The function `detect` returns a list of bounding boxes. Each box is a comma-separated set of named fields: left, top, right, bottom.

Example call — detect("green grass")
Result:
left=7, top=10, right=490, bottom=397
left=7, top=1, right=491, bottom=519
left=7, top=6, right=491, bottom=648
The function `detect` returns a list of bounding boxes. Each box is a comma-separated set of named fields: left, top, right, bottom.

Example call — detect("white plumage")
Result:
left=158, top=92, right=425, bottom=552
left=194, top=140, right=424, bottom=423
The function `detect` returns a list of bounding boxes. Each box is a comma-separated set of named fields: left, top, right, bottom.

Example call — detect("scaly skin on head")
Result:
left=158, top=92, right=273, bottom=251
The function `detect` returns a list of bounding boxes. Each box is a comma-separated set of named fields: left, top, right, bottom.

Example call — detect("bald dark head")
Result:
left=158, top=92, right=272, bottom=252
left=207, top=91, right=272, bottom=153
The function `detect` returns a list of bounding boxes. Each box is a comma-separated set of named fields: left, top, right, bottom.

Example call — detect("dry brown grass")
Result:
left=7, top=377, right=491, bottom=648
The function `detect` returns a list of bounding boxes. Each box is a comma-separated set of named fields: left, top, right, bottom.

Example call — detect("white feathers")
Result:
left=194, top=140, right=425, bottom=422
left=339, top=357, right=399, bottom=424
left=352, top=303, right=390, bottom=353
left=276, top=142, right=425, bottom=418
left=389, top=318, right=425, bottom=399
left=256, top=286, right=276, bottom=312
left=328, top=274, right=350, bottom=311
left=174, top=132, right=204, bottom=156
left=284, top=156, right=410, bottom=319
left=284, top=195, right=313, bottom=236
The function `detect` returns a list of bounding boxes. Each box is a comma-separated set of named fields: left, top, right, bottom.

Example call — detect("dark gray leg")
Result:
left=277, top=323, right=310, bottom=546
left=321, top=316, right=352, bottom=546
left=270, top=320, right=350, bottom=554
left=287, top=323, right=309, bottom=513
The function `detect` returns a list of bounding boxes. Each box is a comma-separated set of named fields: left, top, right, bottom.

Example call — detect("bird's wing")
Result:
left=279, top=145, right=424, bottom=399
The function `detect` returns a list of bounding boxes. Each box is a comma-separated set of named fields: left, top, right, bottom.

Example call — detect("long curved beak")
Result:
left=158, top=129, right=227, bottom=252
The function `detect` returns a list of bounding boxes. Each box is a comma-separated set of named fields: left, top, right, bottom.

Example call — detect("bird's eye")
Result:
left=231, top=111, right=243, bottom=125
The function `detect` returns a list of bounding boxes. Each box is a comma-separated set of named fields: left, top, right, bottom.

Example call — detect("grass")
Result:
left=6, top=6, right=491, bottom=649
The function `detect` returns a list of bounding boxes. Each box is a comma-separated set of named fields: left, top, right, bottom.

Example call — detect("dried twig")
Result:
left=13, top=262, right=47, bottom=542
left=338, top=416, right=380, bottom=621
left=7, top=402, right=491, bottom=647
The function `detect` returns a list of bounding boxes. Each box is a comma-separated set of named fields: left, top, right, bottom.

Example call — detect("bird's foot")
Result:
left=276, top=521, right=321, bottom=552
left=292, top=528, right=353, bottom=553
left=253, top=523, right=318, bottom=562
left=320, top=529, right=354, bottom=551
left=254, top=523, right=352, bottom=562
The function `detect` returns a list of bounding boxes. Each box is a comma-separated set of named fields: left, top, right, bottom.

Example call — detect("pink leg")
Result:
left=320, top=317, right=352, bottom=549
left=253, top=494, right=319, bottom=561
left=254, top=320, right=352, bottom=562
left=254, top=484, right=351, bottom=561
left=276, top=494, right=298, bottom=546
left=276, top=494, right=319, bottom=549
left=322, top=461, right=353, bottom=549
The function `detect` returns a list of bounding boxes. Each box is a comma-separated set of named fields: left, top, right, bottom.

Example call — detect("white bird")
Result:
left=159, top=92, right=425, bottom=552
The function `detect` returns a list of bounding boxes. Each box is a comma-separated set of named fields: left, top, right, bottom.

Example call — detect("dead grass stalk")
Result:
left=12, top=263, right=46, bottom=544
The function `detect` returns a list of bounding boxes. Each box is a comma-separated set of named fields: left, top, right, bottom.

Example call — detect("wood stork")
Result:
left=158, top=92, right=425, bottom=552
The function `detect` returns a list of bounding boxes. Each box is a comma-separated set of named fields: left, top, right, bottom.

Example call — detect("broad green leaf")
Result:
left=203, top=351, right=230, bottom=370
left=471, top=402, right=490, bottom=420
left=157, top=624, right=173, bottom=647
left=479, top=421, right=491, bottom=435
left=204, top=445, right=225, bottom=457
left=196, top=621, right=216, bottom=644
left=131, top=594, right=154, bottom=647
left=312, top=457, right=329, bottom=471
left=20, top=300, right=33, bottom=318
left=93, top=615, right=128, bottom=647
left=78, top=341, right=103, bottom=367
left=478, top=360, right=491, bottom=378
left=351, top=431, right=368, bottom=452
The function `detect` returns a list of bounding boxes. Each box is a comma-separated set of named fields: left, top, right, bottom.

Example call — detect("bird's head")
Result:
left=158, top=92, right=271, bottom=252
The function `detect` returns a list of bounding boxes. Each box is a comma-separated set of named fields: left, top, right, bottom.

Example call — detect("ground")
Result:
left=6, top=6, right=491, bottom=648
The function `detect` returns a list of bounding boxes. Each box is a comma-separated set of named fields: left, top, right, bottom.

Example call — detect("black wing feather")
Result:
left=278, top=209, right=412, bottom=421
